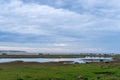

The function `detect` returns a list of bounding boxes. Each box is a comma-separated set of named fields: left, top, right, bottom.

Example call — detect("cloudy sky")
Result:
left=0, top=0, right=120, bottom=53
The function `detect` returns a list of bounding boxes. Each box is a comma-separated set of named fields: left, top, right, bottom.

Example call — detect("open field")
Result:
left=0, top=60, right=120, bottom=80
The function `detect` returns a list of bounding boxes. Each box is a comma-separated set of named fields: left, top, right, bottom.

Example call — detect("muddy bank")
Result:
left=0, top=61, right=75, bottom=67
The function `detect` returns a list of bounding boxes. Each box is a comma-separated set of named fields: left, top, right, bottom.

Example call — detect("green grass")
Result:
left=0, top=64, right=120, bottom=80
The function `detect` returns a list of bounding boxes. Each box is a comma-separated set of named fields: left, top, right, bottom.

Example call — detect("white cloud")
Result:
left=0, top=0, right=84, bottom=35
left=0, top=0, right=120, bottom=53
left=53, top=43, right=67, bottom=47
left=0, top=0, right=120, bottom=36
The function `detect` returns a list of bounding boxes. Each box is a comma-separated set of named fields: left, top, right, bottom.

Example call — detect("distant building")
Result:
left=0, top=50, right=28, bottom=55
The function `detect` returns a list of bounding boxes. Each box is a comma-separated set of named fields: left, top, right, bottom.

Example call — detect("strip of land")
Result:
left=0, top=53, right=117, bottom=58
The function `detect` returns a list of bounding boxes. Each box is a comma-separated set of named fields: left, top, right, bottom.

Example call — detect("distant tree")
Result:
left=2, top=53, right=7, bottom=56
left=38, top=53, right=43, bottom=55
left=103, top=54, right=109, bottom=57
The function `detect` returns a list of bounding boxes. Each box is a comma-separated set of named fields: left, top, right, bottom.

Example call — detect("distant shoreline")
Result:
left=0, top=54, right=86, bottom=58
left=0, top=54, right=114, bottom=58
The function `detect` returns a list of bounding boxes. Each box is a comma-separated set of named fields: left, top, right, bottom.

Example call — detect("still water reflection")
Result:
left=0, top=57, right=113, bottom=63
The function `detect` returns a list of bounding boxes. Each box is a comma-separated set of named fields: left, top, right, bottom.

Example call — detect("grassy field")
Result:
left=0, top=61, right=120, bottom=80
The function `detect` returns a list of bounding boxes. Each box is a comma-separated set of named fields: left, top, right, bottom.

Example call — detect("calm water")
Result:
left=0, top=57, right=113, bottom=63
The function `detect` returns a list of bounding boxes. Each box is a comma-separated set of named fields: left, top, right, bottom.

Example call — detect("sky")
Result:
left=0, top=0, right=120, bottom=53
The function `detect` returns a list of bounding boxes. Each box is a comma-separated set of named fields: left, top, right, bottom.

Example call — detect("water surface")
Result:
left=0, top=57, right=113, bottom=63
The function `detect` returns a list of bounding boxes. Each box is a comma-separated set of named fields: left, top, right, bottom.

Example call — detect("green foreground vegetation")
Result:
left=0, top=62, right=120, bottom=80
